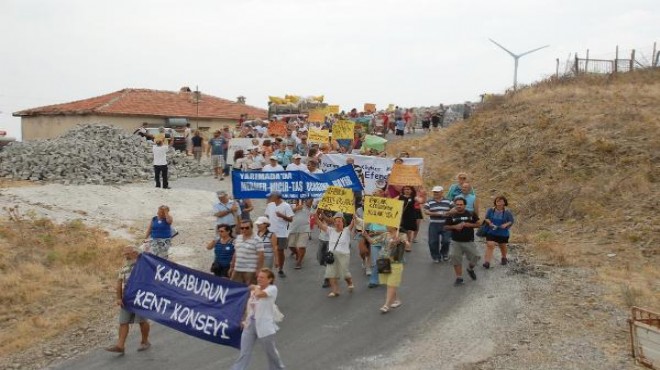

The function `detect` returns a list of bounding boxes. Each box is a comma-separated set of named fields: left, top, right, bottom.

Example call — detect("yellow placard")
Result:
left=363, top=196, right=403, bottom=228
left=268, top=121, right=287, bottom=137
left=327, top=105, right=340, bottom=114
left=387, top=163, right=423, bottom=186
left=332, top=120, right=355, bottom=140
left=364, top=103, right=376, bottom=113
left=307, top=129, right=330, bottom=144
left=317, top=186, right=355, bottom=214
left=308, top=109, right=326, bottom=123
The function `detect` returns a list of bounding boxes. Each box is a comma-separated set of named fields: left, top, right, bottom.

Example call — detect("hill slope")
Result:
left=389, top=69, right=659, bottom=365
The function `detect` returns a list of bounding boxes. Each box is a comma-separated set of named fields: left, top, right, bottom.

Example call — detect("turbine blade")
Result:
left=489, top=38, right=516, bottom=57
left=519, top=45, right=550, bottom=57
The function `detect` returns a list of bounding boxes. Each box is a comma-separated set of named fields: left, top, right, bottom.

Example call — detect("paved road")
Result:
left=53, top=220, right=487, bottom=370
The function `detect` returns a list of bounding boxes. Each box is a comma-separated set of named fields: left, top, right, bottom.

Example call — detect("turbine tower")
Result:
left=489, top=39, right=549, bottom=90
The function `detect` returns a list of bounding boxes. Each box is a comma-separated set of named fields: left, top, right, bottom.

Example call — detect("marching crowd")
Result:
left=114, top=111, right=511, bottom=369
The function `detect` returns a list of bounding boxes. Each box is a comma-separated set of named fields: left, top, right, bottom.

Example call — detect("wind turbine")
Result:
left=489, top=39, right=549, bottom=90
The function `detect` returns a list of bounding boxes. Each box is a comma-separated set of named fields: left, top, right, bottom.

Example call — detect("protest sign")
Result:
left=268, top=121, right=287, bottom=137
left=320, top=154, right=424, bottom=193
left=226, top=138, right=265, bottom=165
left=317, top=186, right=355, bottom=214
left=232, top=164, right=363, bottom=199
left=364, top=196, right=403, bottom=228
left=308, top=109, right=326, bottom=123
left=388, top=163, right=423, bottom=186
left=123, top=253, right=249, bottom=349
left=332, top=120, right=355, bottom=140
left=327, top=105, right=340, bottom=114
left=307, top=129, right=330, bottom=144
left=364, top=103, right=376, bottom=113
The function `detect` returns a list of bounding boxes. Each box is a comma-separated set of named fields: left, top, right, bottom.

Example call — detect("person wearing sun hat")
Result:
left=313, top=212, right=355, bottom=297
left=285, top=154, right=307, bottom=172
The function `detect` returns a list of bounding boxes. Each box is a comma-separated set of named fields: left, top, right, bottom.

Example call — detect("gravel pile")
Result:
left=0, top=124, right=210, bottom=184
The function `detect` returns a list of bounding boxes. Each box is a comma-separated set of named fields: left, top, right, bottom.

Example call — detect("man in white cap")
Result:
left=264, top=191, right=294, bottom=277
left=213, top=190, right=241, bottom=232
left=262, top=155, right=284, bottom=172
left=424, top=186, right=453, bottom=263
left=286, top=154, right=308, bottom=172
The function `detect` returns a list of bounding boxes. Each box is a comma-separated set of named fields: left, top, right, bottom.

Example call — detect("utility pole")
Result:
left=194, top=85, right=201, bottom=129
left=489, top=39, right=549, bottom=90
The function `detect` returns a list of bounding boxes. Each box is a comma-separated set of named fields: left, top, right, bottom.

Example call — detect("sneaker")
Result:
left=368, top=283, right=379, bottom=288
left=278, top=270, right=286, bottom=278
left=366, top=267, right=372, bottom=276
left=442, top=256, right=450, bottom=262
left=483, top=261, right=490, bottom=269
left=467, top=268, right=477, bottom=280
left=501, top=257, right=509, bottom=265
left=433, top=259, right=441, bottom=264
left=454, top=278, right=464, bottom=286
left=390, top=300, right=402, bottom=308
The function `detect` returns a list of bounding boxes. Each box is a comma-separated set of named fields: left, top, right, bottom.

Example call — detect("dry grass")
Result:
left=0, top=207, right=125, bottom=356
left=390, top=69, right=660, bottom=309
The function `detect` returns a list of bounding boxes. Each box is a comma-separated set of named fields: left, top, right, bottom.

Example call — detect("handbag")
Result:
left=476, top=208, right=494, bottom=237
left=376, top=257, right=392, bottom=274
left=324, top=230, right=343, bottom=265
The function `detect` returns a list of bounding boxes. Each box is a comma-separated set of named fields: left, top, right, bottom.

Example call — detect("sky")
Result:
left=1, top=0, right=658, bottom=140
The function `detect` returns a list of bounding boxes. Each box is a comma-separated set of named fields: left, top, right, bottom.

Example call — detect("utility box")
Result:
left=629, top=306, right=660, bottom=369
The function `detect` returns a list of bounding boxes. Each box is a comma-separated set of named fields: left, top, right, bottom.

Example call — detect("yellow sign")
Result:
left=363, top=196, right=403, bottom=228
left=317, top=186, right=355, bottom=214
left=388, top=163, right=423, bottom=186
left=307, top=129, right=330, bottom=144
left=332, top=120, right=355, bottom=140
left=364, top=103, right=376, bottom=113
left=268, top=121, right=287, bottom=137
left=308, top=109, right=326, bottom=123
left=327, top=105, right=340, bottom=114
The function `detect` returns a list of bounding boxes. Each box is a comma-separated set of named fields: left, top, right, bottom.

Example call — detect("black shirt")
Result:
left=445, top=211, right=479, bottom=242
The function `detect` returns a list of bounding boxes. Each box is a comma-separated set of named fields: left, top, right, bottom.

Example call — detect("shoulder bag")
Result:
left=324, top=230, right=343, bottom=265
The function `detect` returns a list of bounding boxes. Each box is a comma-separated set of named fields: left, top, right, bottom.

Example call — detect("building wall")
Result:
left=21, top=115, right=239, bottom=141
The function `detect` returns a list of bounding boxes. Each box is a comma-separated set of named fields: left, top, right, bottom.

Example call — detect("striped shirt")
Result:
left=257, top=231, right=274, bottom=263
left=424, top=198, right=453, bottom=223
left=233, top=234, right=264, bottom=272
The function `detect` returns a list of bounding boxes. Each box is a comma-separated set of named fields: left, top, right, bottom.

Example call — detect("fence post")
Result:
left=630, top=49, right=635, bottom=71
left=574, top=53, right=579, bottom=75
left=585, top=49, right=590, bottom=72
left=653, top=42, right=657, bottom=67
left=614, top=45, right=619, bottom=73
left=556, top=58, right=560, bottom=78
left=656, top=51, right=660, bottom=68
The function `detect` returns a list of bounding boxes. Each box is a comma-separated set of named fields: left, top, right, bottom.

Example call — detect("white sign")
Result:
left=226, top=138, right=266, bottom=165
left=319, top=154, right=424, bottom=194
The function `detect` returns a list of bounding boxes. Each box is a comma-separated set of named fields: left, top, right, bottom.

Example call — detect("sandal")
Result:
left=390, top=300, right=402, bottom=308
left=347, top=285, right=355, bottom=293
left=379, top=305, right=390, bottom=314
left=105, top=345, right=125, bottom=354
left=137, top=342, right=151, bottom=352
left=328, top=292, right=340, bottom=297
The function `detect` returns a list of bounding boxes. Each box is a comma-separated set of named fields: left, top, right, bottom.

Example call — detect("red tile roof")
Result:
left=13, top=88, right=268, bottom=120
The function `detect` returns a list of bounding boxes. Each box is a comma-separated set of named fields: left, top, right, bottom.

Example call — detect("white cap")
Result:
left=270, top=155, right=278, bottom=160
left=432, top=186, right=444, bottom=192
left=255, top=216, right=270, bottom=225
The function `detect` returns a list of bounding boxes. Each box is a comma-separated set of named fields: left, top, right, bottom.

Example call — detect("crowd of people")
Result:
left=115, top=108, right=510, bottom=368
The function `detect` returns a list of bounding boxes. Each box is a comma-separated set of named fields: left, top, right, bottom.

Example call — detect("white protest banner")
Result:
left=226, top=138, right=265, bottom=165
left=319, top=154, right=424, bottom=194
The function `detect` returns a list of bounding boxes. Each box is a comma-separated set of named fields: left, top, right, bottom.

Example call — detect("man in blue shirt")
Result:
left=213, top=190, right=241, bottom=232
left=207, top=131, right=227, bottom=180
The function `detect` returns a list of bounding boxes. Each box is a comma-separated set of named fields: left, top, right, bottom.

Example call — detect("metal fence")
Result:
left=556, top=43, right=659, bottom=77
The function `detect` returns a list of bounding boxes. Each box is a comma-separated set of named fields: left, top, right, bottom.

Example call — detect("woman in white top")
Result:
left=230, top=268, right=285, bottom=370
left=314, top=212, right=355, bottom=297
